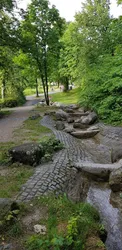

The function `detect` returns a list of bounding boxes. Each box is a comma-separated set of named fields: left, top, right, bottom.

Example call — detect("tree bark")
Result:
left=44, top=47, right=49, bottom=106
left=35, top=78, right=39, bottom=97
left=1, top=77, right=6, bottom=99
left=64, top=77, right=69, bottom=92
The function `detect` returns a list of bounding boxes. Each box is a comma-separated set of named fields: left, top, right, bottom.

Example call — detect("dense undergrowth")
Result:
left=79, top=53, right=122, bottom=125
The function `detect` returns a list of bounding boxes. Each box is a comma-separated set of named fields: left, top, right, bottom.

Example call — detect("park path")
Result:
left=0, top=90, right=60, bottom=143
left=0, top=96, right=41, bottom=142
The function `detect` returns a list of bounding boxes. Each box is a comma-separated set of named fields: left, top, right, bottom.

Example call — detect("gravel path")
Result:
left=0, top=97, right=41, bottom=142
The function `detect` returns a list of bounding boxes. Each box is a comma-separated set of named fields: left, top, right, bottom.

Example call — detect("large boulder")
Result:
left=9, top=143, right=44, bottom=166
left=73, top=162, right=117, bottom=181
left=67, top=117, right=74, bottom=123
left=64, top=127, right=75, bottom=134
left=62, top=104, right=79, bottom=110
left=111, top=146, right=122, bottom=163
left=55, top=121, right=65, bottom=130
left=80, top=111, right=98, bottom=125
left=109, top=166, right=122, bottom=192
left=71, top=129, right=99, bottom=139
left=55, top=109, right=69, bottom=121
left=73, top=122, right=89, bottom=129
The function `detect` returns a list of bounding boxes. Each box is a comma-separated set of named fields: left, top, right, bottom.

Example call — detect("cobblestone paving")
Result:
left=17, top=115, right=110, bottom=202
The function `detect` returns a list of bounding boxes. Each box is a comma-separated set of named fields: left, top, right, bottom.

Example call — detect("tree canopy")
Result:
left=1, top=0, right=122, bottom=123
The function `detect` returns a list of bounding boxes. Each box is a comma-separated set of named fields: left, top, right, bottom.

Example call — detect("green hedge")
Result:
left=0, top=98, right=18, bottom=108
left=0, top=93, right=26, bottom=108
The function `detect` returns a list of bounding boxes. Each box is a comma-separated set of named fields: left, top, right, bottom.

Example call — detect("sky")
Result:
left=18, top=0, right=122, bottom=21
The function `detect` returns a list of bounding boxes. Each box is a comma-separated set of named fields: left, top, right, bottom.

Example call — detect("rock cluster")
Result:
left=52, top=104, right=99, bottom=139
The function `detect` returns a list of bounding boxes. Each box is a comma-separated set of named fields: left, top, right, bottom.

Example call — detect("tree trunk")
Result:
left=35, top=78, right=39, bottom=97
left=64, top=77, right=69, bottom=92
left=1, top=78, right=6, bottom=99
left=44, top=47, right=49, bottom=106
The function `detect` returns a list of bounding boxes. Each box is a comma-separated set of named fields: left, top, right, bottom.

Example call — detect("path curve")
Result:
left=0, top=97, right=41, bottom=142
left=17, top=115, right=111, bottom=202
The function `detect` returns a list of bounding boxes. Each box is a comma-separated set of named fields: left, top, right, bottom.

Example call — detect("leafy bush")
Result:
left=0, top=90, right=26, bottom=108
left=40, top=137, right=64, bottom=162
left=79, top=53, right=122, bottom=124
left=0, top=98, right=18, bottom=108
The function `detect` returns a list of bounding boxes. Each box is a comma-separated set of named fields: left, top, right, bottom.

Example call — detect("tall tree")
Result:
left=20, top=0, right=65, bottom=105
left=59, top=22, right=80, bottom=91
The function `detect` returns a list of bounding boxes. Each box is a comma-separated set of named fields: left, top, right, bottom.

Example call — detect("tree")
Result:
left=13, top=51, right=40, bottom=97
left=20, top=0, right=65, bottom=105
left=59, top=22, right=80, bottom=91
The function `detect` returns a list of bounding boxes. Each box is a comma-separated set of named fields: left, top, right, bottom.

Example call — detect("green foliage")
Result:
left=26, top=195, right=101, bottom=250
left=0, top=93, right=26, bottom=108
left=79, top=52, right=122, bottom=124
left=0, top=163, right=33, bottom=198
left=20, top=0, right=65, bottom=105
left=40, top=136, right=64, bottom=162
left=0, top=98, right=18, bottom=108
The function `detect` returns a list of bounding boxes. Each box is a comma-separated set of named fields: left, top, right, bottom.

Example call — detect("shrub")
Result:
left=0, top=98, right=18, bottom=108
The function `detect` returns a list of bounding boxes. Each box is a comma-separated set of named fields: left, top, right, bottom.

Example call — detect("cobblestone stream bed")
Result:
left=17, top=115, right=122, bottom=250
left=17, top=115, right=111, bottom=202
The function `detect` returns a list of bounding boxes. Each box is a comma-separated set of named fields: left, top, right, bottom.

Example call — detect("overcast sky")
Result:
left=18, top=0, right=122, bottom=21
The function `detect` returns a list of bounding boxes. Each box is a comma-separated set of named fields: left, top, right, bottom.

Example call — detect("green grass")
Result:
left=0, top=164, right=33, bottom=198
left=14, top=116, right=52, bottom=143
left=0, top=142, right=15, bottom=164
left=25, top=195, right=103, bottom=250
left=51, top=88, right=80, bottom=104
left=24, top=87, right=43, bottom=96
left=24, top=86, right=59, bottom=96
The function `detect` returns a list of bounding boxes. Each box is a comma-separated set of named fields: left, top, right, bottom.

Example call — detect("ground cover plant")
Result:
left=0, top=195, right=106, bottom=250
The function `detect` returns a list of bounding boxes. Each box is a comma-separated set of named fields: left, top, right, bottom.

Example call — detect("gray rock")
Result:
left=63, top=108, right=74, bottom=113
left=111, top=146, right=122, bottom=163
left=9, top=143, right=44, bottom=166
left=67, top=117, right=74, bottom=123
left=80, top=111, right=98, bottom=125
left=34, top=224, right=47, bottom=234
left=29, top=114, right=40, bottom=120
left=44, top=111, right=56, bottom=116
left=62, top=104, right=79, bottom=110
left=73, top=122, right=89, bottom=129
left=109, top=166, right=122, bottom=192
left=56, top=121, right=65, bottom=130
left=55, top=109, right=69, bottom=121
left=64, top=127, right=75, bottom=134
left=71, top=129, right=99, bottom=139
left=67, top=172, right=89, bottom=202
left=73, top=162, right=119, bottom=181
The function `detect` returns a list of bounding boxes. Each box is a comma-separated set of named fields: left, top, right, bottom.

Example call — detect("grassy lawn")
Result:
left=13, top=116, right=52, bottom=143
left=0, top=164, right=33, bottom=198
left=24, top=86, right=59, bottom=96
left=51, top=87, right=80, bottom=104
left=24, top=87, right=43, bottom=96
